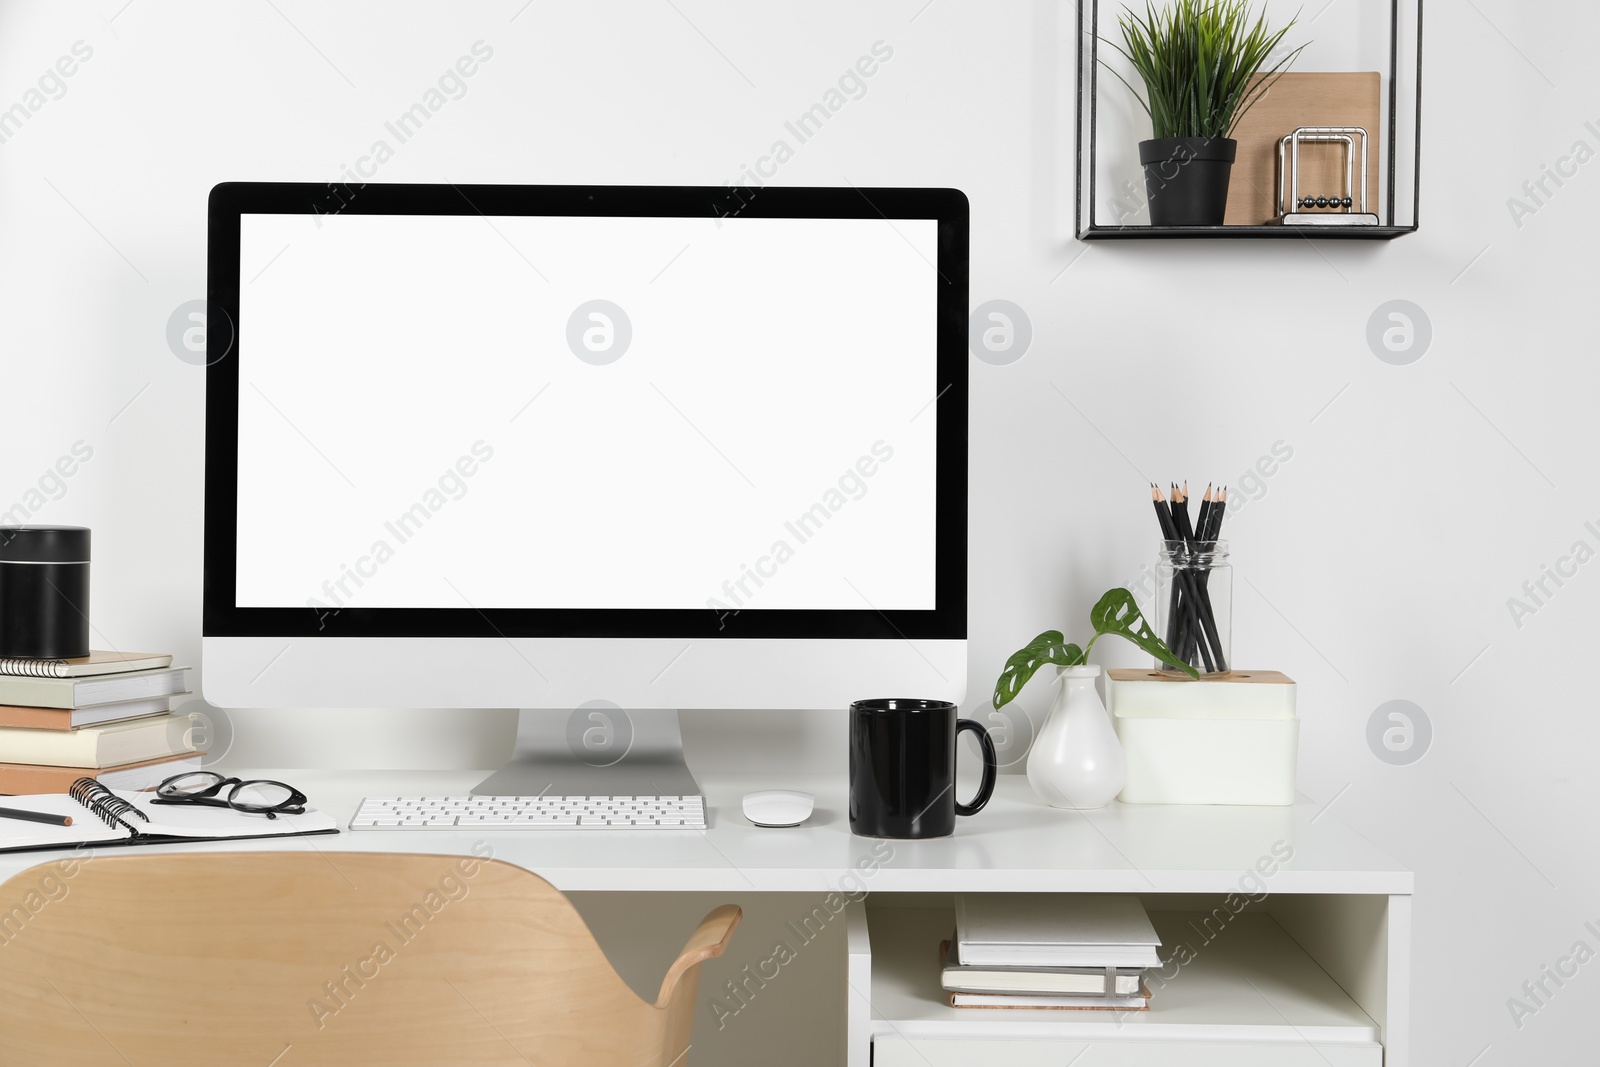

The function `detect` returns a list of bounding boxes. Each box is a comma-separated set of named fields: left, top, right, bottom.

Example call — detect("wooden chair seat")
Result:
left=0, top=851, right=739, bottom=1066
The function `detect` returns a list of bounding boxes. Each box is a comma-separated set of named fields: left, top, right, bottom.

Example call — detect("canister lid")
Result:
left=0, top=526, right=91, bottom=563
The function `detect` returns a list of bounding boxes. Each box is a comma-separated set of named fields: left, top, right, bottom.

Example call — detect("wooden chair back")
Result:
left=0, top=851, right=739, bottom=1066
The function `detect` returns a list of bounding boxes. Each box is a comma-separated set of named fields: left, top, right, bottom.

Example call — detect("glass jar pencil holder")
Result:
left=1153, top=539, right=1232, bottom=677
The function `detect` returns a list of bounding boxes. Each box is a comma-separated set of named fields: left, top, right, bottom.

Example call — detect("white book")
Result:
left=955, top=894, right=1161, bottom=968
left=942, top=935, right=1145, bottom=995
left=950, top=990, right=1150, bottom=1010
left=0, top=666, right=190, bottom=710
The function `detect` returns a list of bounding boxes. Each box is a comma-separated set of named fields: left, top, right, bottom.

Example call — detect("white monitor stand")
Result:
left=472, top=708, right=701, bottom=797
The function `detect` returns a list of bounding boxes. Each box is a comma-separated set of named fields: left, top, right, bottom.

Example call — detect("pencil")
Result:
left=1165, top=485, right=1193, bottom=664
left=1199, top=487, right=1229, bottom=671
left=0, top=806, right=71, bottom=827
left=1207, top=487, right=1227, bottom=540
left=1156, top=484, right=1190, bottom=657
left=1192, top=484, right=1216, bottom=664
left=1169, top=485, right=1216, bottom=672
left=1175, top=483, right=1230, bottom=671
left=1170, top=483, right=1193, bottom=541
left=1151, top=485, right=1187, bottom=670
left=1150, top=484, right=1179, bottom=541
left=1193, top=485, right=1227, bottom=655
left=1168, top=485, right=1198, bottom=666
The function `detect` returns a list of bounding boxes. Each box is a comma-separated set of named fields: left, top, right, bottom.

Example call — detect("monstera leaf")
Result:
left=1090, top=588, right=1198, bottom=678
left=992, top=631, right=1085, bottom=709
left=990, top=589, right=1198, bottom=710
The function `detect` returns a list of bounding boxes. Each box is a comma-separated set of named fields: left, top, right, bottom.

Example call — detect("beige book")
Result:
left=0, top=714, right=197, bottom=768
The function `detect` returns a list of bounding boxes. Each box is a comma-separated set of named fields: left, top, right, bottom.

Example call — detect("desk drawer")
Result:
left=873, top=1036, right=1383, bottom=1066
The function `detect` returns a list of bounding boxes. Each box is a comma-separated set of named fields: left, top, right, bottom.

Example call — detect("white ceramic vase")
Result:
left=1026, top=664, right=1126, bottom=809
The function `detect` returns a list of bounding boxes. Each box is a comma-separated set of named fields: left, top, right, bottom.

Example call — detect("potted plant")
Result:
left=992, top=589, right=1196, bottom=809
left=1105, top=0, right=1306, bottom=225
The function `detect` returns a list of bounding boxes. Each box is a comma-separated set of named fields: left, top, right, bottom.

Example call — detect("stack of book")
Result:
left=0, top=651, right=200, bottom=792
left=942, top=894, right=1161, bottom=1010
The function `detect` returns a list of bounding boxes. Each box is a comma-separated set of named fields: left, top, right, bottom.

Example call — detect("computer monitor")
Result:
left=203, top=183, right=968, bottom=795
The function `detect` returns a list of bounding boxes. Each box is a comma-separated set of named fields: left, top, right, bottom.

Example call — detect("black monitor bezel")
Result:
left=204, top=182, right=968, bottom=640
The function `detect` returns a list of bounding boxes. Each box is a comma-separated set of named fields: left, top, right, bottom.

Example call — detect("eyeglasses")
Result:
left=151, top=772, right=307, bottom=820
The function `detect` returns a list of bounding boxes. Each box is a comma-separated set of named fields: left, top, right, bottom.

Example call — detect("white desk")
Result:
left=0, top=772, right=1411, bottom=1066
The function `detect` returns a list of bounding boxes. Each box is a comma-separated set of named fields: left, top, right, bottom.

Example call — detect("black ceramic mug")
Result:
left=849, top=698, right=998, bottom=839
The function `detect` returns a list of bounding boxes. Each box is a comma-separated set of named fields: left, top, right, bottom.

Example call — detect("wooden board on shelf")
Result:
left=1225, top=72, right=1381, bottom=225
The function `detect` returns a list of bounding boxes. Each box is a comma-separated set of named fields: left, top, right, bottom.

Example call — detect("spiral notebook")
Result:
left=0, top=651, right=174, bottom=679
left=0, top=778, right=339, bottom=853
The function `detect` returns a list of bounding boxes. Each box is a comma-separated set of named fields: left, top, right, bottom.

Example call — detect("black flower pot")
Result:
left=1139, top=137, right=1238, bottom=226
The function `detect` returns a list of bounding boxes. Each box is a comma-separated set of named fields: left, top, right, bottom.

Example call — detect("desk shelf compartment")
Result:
left=855, top=897, right=1401, bottom=1067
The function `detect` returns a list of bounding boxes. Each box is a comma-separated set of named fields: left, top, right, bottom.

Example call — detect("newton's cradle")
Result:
left=1274, top=126, right=1380, bottom=227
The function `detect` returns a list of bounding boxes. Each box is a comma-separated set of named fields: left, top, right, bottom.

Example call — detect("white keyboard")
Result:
left=350, top=795, right=707, bottom=830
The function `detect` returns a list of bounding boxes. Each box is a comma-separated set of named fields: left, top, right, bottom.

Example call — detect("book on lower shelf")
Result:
left=940, top=938, right=1152, bottom=1010
left=954, top=893, right=1162, bottom=968
left=940, top=934, right=1146, bottom=995
left=949, top=990, right=1150, bottom=1010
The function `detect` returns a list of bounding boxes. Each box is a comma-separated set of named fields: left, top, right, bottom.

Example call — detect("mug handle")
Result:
left=953, top=719, right=998, bottom=817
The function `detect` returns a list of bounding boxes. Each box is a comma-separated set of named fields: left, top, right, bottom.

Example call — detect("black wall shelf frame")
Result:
left=1075, top=0, right=1423, bottom=240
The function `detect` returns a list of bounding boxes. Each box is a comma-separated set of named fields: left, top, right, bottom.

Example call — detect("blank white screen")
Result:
left=234, top=212, right=939, bottom=612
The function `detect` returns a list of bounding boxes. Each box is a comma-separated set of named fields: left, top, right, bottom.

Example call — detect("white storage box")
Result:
left=1106, top=670, right=1298, bottom=806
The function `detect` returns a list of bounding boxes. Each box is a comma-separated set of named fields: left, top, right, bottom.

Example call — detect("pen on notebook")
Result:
left=0, top=806, right=71, bottom=827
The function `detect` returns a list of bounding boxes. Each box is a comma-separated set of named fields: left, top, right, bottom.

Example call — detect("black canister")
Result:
left=0, top=526, right=91, bottom=659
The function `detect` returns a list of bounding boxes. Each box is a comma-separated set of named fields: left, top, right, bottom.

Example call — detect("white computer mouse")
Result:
left=742, top=789, right=815, bottom=827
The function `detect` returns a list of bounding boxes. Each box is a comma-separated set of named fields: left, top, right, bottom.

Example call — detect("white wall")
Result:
left=2, top=1, right=1597, bottom=1063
